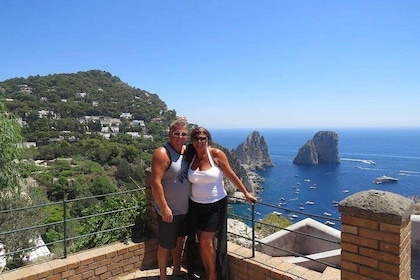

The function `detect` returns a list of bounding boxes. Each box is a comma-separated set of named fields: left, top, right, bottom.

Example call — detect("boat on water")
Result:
left=288, top=214, right=298, bottom=220
left=306, top=200, right=314, bottom=205
left=373, top=175, right=399, bottom=184
left=325, top=221, right=335, bottom=226
left=324, top=212, right=332, bottom=217
left=272, top=211, right=282, bottom=216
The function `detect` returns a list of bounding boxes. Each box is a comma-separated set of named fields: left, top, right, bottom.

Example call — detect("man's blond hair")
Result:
left=169, top=117, right=188, bottom=130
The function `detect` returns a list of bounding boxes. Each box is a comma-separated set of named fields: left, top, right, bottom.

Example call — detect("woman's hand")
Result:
left=244, top=192, right=257, bottom=204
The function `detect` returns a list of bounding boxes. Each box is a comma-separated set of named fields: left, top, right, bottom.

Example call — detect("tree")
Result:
left=0, top=102, right=47, bottom=270
left=0, top=103, right=23, bottom=191
left=256, top=213, right=292, bottom=237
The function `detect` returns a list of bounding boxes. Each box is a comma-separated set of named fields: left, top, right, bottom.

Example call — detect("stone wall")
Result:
left=0, top=239, right=158, bottom=280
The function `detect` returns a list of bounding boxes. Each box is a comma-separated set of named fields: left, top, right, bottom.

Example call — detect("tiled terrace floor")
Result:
left=118, top=267, right=196, bottom=280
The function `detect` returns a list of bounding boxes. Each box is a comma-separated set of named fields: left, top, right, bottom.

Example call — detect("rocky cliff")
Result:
left=227, top=131, right=273, bottom=199
left=293, top=131, right=340, bottom=165
left=232, top=131, right=274, bottom=170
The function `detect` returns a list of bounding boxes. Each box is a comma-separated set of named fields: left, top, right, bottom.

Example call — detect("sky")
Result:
left=1, top=1, right=419, bottom=129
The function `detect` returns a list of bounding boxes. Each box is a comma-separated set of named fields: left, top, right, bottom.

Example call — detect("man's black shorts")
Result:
left=156, top=213, right=187, bottom=249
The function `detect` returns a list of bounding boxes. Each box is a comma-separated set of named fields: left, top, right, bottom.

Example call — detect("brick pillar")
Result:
left=145, top=167, right=158, bottom=237
left=339, top=190, right=414, bottom=280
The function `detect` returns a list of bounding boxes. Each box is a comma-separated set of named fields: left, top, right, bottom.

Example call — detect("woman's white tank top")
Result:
left=188, top=148, right=227, bottom=203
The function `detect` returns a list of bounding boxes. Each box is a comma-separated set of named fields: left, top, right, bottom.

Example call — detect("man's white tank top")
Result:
left=188, top=148, right=227, bottom=204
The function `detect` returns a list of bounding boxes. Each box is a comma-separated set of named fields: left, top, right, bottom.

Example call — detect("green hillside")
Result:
left=0, top=69, right=176, bottom=143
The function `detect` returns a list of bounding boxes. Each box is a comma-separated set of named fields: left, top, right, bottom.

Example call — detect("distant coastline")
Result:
left=214, top=127, right=420, bottom=228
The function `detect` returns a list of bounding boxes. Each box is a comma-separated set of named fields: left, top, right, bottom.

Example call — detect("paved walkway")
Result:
left=118, top=267, right=197, bottom=280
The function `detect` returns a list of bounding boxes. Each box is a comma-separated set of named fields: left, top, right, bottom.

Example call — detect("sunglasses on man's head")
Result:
left=172, top=131, right=188, bottom=137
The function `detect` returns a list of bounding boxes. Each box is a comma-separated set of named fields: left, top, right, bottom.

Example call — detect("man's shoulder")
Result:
left=153, top=145, right=170, bottom=160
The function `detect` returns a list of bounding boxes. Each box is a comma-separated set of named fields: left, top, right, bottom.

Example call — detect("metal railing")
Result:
left=227, top=197, right=341, bottom=270
left=0, top=188, right=146, bottom=271
left=1, top=188, right=340, bottom=273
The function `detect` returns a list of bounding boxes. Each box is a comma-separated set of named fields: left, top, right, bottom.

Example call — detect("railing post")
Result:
left=63, top=194, right=68, bottom=258
left=251, top=203, right=255, bottom=257
left=339, top=190, right=414, bottom=280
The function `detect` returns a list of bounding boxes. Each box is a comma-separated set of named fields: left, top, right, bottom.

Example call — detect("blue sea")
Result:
left=211, top=128, right=420, bottom=229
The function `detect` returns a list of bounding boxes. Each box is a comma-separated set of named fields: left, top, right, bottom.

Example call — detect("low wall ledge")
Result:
left=338, top=189, right=414, bottom=225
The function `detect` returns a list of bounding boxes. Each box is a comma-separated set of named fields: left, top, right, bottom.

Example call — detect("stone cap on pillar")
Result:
left=339, top=189, right=414, bottom=225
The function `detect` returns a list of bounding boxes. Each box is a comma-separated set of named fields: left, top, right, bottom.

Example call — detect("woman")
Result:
left=186, top=127, right=257, bottom=280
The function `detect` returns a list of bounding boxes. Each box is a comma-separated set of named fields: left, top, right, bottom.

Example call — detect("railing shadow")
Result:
left=227, top=197, right=341, bottom=271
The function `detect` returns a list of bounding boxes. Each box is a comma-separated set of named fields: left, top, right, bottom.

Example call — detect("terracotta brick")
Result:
left=111, top=267, right=124, bottom=276
left=341, top=251, right=378, bottom=268
left=113, top=254, right=124, bottom=263
left=341, top=260, right=358, bottom=272
left=341, top=224, right=358, bottom=235
left=49, top=259, right=67, bottom=274
left=123, top=263, right=134, bottom=272
left=341, top=216, right=379, bottom=229
left=379, top=240, right=400, bottom=254
left=359, top=264, right=398, bottom=280
left=87, top=260, right=101, bottom=270
left=99, top=258, right=112, bottom=268
left=379, top=261, right=400, bottom=275
left=61, top=268, right=76, bottom=278
left=249, top=269, right=266, bottom=279
left=105, top=250, right=117, bottom=258
left=342, top=232, right=378, bottom=249
left=32, top=262, right=53, bottom=279
left=75, top=264, right=89, bottom=275
left=359, top=228, right=400, bottom=244
left=46, top=274, right=62, bottom=280
left=107, top=261, right=119, bottom=271
left=18, top=272, right=38, bottom=280
left=269, top=269, right=289, bottom=280
left=360, top=235, right=379, bottom=249
left=341, top=269, right=372, bottom=280
left=94, top=266, right=107, bottom=276
left=359, top=247, right=399, bottom=264
left=341, top=241, right=358, bottom=253
left=78, top=255, right=94, bottom=266
left=67, top=274, right=82, bottom=280
left=380, top=222, right=402, bottom=233
left=92, top=254, right=105, bottom=263
left=99, top=271, right=112, bottom=279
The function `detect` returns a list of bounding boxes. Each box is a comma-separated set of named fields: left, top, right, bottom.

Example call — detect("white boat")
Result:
left=373, top=175, right=399, bottom=184
left=306, top=200, right=314, bottom=205
left=288, top=214, right=298, bottom=219
left=325, top=221, right=335, bottom=226
left=324, top=212, right=332, bottom=217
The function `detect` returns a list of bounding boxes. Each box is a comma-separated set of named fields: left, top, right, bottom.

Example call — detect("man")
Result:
left=150, top=118, right=191, bottom=280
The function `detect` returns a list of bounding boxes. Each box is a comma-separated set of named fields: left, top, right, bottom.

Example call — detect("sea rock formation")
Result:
left=232, top=131, right=274, bottom=170
left=226, top=131, right=273, bottom=199
left=293, top=131, right=340, bottom=165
